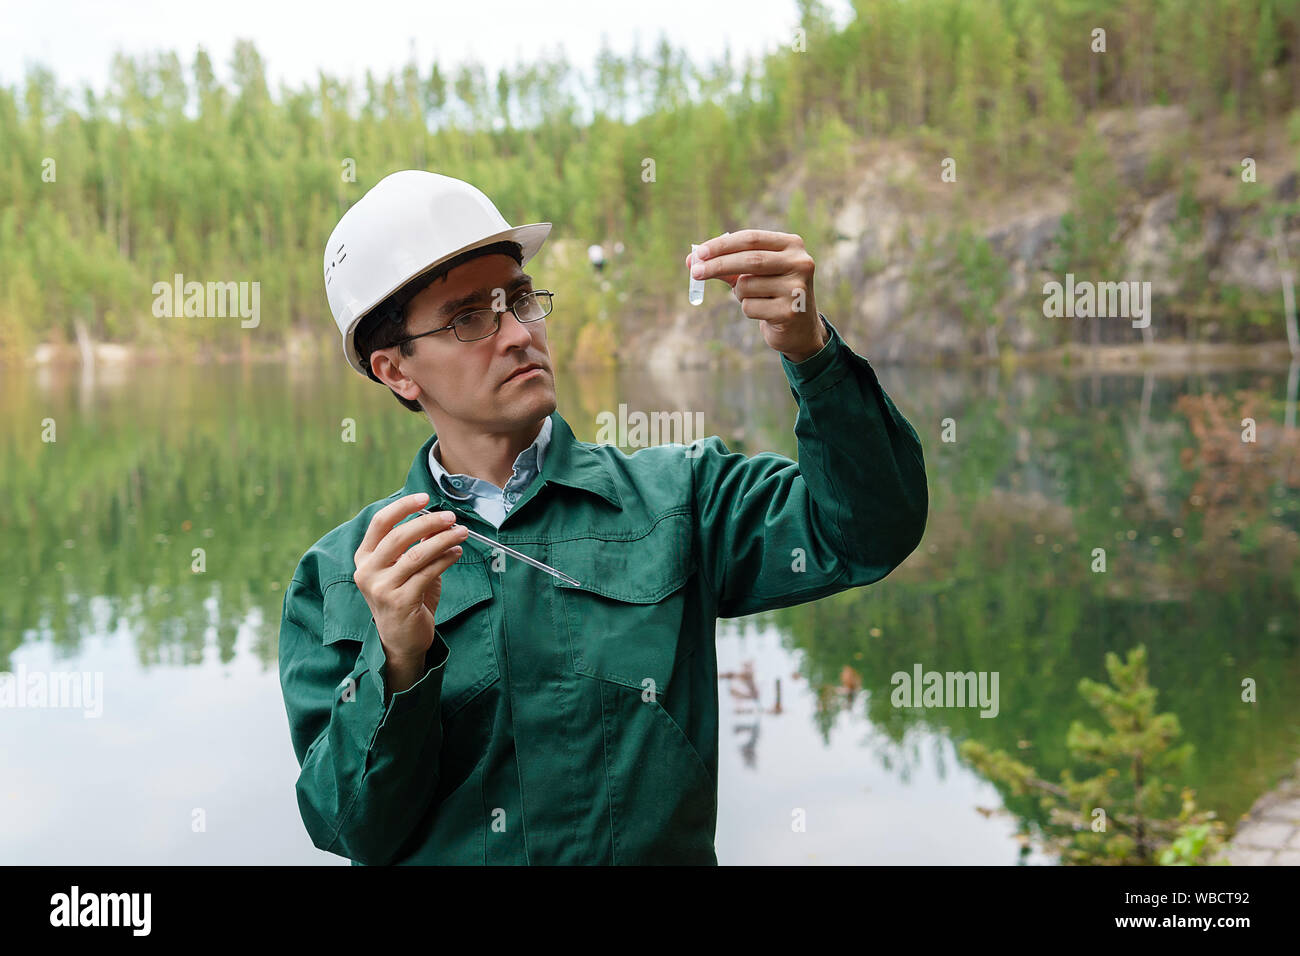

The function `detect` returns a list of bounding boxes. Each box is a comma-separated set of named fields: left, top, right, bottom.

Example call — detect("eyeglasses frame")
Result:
left=387, top=289, right=556, bottom=346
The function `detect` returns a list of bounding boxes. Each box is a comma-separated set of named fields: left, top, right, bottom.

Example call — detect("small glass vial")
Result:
left=689, top=244, right=705, bottom=306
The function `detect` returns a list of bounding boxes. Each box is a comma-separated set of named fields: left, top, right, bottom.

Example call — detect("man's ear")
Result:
left=369, top=348, right=422, bottom=401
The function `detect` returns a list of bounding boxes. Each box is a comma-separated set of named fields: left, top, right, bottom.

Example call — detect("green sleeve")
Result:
left=278, top=577, right=450, bottom=865
left=689, top=314, right=929, bottom=619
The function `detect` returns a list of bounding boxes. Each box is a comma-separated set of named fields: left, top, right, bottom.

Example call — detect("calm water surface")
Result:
left=2, top=353, right=1297, bottom=864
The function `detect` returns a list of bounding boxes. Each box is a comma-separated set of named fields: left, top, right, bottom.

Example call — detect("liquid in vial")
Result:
left=689, top=244, right=704, bottom=306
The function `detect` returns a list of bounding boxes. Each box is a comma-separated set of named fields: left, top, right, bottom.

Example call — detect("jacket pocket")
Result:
left=553, top=510, right=695, bottom=696
left=321, top=558, right=499, bottom=721
left=595, top=679, right=718, bottom=863
left=433, top=558, right=500, bottom=719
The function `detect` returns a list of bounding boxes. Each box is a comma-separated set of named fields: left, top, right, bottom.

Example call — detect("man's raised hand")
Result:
left=685, top=229, right=826, bottom=363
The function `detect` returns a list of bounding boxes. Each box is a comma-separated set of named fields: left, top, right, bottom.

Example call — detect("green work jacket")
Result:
left=278, top=315, right=928, bottom=865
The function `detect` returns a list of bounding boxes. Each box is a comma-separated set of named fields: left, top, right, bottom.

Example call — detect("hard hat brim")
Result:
left=343, top=221, right=553, bottom=377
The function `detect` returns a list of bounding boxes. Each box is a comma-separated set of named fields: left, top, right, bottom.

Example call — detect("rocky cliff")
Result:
left=642, top=105, right=1300, bottom=373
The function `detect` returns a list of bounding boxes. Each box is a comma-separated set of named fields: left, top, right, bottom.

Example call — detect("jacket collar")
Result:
left=401, top=410, right=621, bottom=510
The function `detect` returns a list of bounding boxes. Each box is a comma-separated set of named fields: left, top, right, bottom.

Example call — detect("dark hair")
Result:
left=354, top=240, right=526, bottom=413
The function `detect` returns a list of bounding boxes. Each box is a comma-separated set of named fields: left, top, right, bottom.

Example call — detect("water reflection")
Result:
left=1, top=350, right=1297, bottom=864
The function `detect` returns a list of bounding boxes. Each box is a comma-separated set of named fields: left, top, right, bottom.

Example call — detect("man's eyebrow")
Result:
left=438, top=274, right=533, bottom=319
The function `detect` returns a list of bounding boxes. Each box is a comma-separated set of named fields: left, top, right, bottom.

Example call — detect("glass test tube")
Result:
left=689, top=243, right=704, bottom=306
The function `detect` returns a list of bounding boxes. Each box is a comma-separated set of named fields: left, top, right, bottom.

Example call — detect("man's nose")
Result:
left=496, top=309, right=534, bottom=349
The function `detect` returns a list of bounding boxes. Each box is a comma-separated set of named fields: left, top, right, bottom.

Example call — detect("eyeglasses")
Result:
left=391, top=290, right=555, bottom=345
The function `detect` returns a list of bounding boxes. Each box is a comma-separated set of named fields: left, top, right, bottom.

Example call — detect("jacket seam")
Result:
left=542, top=510, right=690, bottom=543
left=597, top=681, right=618, bottom=865
left=289, top=575, right=323, bottom=600
left=825, top=415, right=853, bottom=562
left=652, top=696, right=716, bottom=790
left=744, top=564, right=850, bottom=607
left=796, top=359, right=851, bottom=399
left=508, top=507, right=696, bottom=546
left=688, top=450, right=722, bottom=615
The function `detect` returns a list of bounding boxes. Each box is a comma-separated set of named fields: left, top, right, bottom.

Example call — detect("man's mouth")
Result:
left=502, top=363, right=544, bottom=385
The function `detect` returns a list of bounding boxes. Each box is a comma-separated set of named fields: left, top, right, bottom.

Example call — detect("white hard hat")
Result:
left=323, top=170, right=551, bottom=378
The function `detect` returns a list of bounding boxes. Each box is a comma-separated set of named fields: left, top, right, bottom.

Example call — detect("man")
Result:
left=279, top=170, right=928, bottom=865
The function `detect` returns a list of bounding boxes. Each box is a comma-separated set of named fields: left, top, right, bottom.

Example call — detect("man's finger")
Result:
left=687, top=247, right=741, bottom=289
left=372, top=510, right=458, bottom=570
left=737, top=296, right=787, bottom=322
left=693, top=248, right=787, bottom=282
left=355, top=493, right=430, bottom=560
left=694, top=229, right=790, bottom=263
left=385, top=523, right=468, bottom=589
left=732, top=274, right=791, bottom=300
left=396, top=540, right=465, bottom=602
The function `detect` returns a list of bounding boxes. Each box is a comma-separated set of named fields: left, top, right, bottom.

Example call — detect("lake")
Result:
left=2, top=350, right=1297, bottom=864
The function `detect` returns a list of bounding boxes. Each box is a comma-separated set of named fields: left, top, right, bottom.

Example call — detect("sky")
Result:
left=1, top=0, right=854, bottom=99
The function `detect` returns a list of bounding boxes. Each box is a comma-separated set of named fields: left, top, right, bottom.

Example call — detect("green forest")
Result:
left=2, top=0, right=1300, bottom=364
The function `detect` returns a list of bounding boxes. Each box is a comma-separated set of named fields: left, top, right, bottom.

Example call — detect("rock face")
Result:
left=640, top=104, right=1299, bottom=370
left=1216, top=757, right=1300, bottom=866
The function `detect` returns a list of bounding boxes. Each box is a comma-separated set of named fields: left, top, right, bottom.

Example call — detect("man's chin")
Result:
left=532, top=391, right=559, bottom=420
left=504, top=389, right=557, bottom=425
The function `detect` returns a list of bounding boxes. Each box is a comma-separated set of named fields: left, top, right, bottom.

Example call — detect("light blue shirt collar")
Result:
left=427, top=416, right=552, bottom=528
